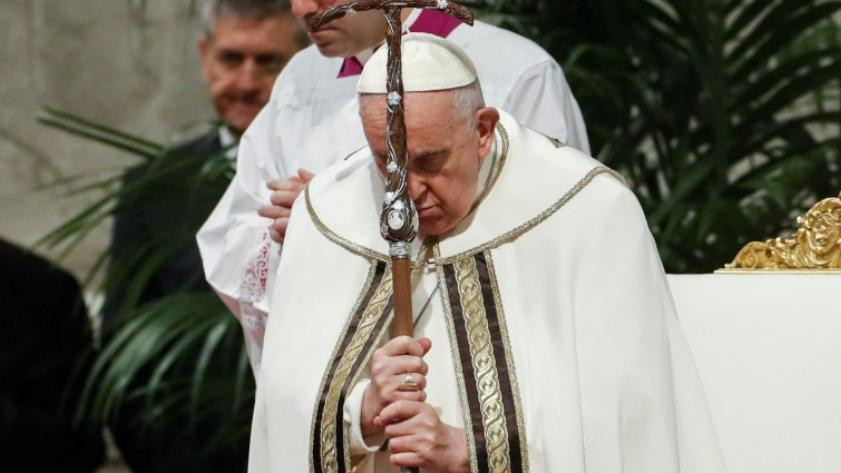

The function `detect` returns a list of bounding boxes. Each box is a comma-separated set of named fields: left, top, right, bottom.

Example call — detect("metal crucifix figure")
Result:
left=310, top=4, right=473, bottom=348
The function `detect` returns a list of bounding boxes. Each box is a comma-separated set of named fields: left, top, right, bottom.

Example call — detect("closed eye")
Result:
left=412, top=150, right=448, bottom=173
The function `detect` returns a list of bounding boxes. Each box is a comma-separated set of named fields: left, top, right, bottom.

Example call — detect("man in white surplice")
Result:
left=196, top=2, right=590, bottom=371
left=249, top=34, right=725, bottom=473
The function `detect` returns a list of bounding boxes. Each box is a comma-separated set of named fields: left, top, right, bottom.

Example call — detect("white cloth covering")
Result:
left=197, top=14, right=590, bottom=373
left=248, top=111, right=724, bottom=473
left=668, top=273, right=841, bottom=473
left=357, top=33, right=479, bottom=93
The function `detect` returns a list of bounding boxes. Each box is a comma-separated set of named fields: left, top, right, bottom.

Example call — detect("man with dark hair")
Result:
left=106, top=0, right=304, bottom=336
left=104, top=2, right=306, bottom=472
left=198, top=0, right=305, bottom=137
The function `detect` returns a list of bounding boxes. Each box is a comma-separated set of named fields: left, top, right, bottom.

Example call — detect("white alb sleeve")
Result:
left=503, top=59, right=591, bottom=155
left=343, top=378, right=387, bottom=455
left=197, top=104, right=284, bottom=373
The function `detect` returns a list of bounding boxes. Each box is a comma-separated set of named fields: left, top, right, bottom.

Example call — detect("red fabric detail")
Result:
left=408, top=9, right=463, bottom=37
left=337, top=9, right=464, bottom=78
left=338, top=56, right=364, bottom=78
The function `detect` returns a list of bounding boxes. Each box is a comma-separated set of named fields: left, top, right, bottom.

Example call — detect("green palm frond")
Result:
left=37, top=110, right=233, bottom=279
left=491, top=0, right=841, bottom=272
left=76, top=293, right=250, bottom=425
left=39, top=109, right=244, bottom=462
left=38, top=108, right=163, bottom=159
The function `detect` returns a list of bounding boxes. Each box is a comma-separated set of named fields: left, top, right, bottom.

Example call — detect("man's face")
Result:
left=198, top=12, right=302, bottom=134
left=361, top=91, right=499, bottom=236
left=292, top=0, right=387, bottom=58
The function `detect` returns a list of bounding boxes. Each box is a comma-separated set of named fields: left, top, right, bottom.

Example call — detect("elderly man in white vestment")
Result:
left=197, top=1, right=590, bottom=371
left=249, top=34, right=725, bottom=473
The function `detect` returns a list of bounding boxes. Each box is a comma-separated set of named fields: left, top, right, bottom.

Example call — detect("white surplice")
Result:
left=196, top=11, right=590, bottom=371
left=248, top=111, right=725, bottom=473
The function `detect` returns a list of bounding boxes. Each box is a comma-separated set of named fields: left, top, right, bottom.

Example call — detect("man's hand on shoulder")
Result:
left=259, top=168, right=314, bottom=243
left=376, top=400, right=469, bottom=473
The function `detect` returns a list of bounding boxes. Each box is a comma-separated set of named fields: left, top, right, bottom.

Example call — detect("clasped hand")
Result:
left=361, top=336, right=469, bottom=473
left=259, top=168, right=314, bottom=243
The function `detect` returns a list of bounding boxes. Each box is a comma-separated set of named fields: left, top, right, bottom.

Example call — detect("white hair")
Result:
left=200, top=0, right=293, bottom=36
left=359, top=80, right=486, bottom=131
left=449, top=81, right=485, bottom=131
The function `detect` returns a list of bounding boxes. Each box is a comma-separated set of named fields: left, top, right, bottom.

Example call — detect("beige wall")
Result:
left=0, top=0, right=211, bottom=281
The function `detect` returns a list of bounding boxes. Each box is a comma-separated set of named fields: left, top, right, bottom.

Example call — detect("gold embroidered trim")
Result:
left=434, top=166, right=621, bottom=265
left=453, top=256, right=514, bottom=472
left=436, top=246, right=529, bottom=473
left=309, top=263, right=377, bottom=473
left=485, top=252, right=529, bottom=470
left=310, top=263, right=394, bottom=473
left=435, top=246, right=480, bottom=473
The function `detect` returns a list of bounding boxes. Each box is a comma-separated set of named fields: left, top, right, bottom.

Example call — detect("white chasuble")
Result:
left=250, top=112, right=725, bottom=473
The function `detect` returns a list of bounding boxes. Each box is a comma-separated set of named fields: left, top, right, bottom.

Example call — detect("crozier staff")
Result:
left=313, top=4, right=474, bottom=473
left=311, top=0, right=473, bottom=369
left=249, top=35, right=726, bottom=473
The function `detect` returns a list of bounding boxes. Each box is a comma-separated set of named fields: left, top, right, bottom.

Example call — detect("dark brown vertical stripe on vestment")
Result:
left=312, top=262, right=386, bottom=473
left=443, top=262, right=489, bottom=473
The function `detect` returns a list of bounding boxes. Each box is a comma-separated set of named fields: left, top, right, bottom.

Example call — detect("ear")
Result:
left=476, top=107, right=500, bottom=162
left=197, top=34, right=212, bottom=84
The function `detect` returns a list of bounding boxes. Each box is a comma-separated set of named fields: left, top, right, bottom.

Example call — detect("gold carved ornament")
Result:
left=723, top=190, right=841, bottom=270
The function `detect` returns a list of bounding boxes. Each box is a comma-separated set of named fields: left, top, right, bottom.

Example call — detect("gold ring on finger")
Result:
left=398, top=373, right=419, bottom=392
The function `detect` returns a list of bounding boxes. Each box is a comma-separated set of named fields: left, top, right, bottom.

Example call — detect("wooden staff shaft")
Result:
left=389, top=256, right=417, bottom=473
left=390, top=260, right=418, bottom=470
left=389, top=257, right=414, bottom=338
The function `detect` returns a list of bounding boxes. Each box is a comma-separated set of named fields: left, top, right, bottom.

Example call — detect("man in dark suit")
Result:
left=106, top=0, right=305, bottom=321
left=104, top=2, right=305, bottom=472
left=0, top=239, right=104, bottom=472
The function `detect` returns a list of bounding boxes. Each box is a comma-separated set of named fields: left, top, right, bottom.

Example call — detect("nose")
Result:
left=407, top=173, right=426, bottom=202
left=291, top=0, right=323, bottom=19
left=234, top=58, right=261, bottom=89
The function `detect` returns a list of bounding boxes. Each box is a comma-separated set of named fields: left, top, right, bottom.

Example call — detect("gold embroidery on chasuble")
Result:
left=310, top=262, right=394, bottom=473
left=438, top=250, right=529, bottom=473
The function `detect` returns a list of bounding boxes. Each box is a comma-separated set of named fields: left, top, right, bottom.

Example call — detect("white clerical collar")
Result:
left=218, top=125, right=238, bottom=160
left=355, top=47, right=376, bottom=67
left=353, top=9, right=422, bottom=67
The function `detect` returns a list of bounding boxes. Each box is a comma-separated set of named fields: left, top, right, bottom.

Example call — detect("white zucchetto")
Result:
left=357, top=33, right=478, bottom=94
